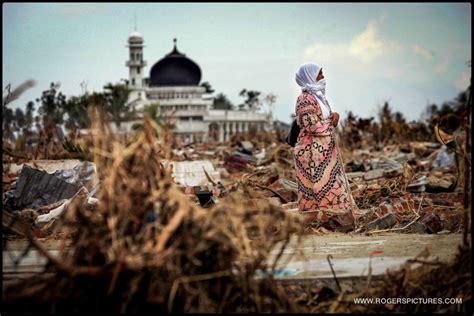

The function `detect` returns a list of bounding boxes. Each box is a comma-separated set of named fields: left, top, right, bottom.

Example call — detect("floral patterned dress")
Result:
left=293, top=92, right=357, bottom=229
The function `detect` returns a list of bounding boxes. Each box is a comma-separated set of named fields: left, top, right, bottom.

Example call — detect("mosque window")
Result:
left=137, top=67, right=140, bottom=74
left=132, top=78, right=135, bottom=85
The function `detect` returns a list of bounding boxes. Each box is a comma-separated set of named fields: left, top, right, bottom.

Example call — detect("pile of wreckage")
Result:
left=1, top=114, right=470, bottom=313
left=2, top=130, right=467, bottom=238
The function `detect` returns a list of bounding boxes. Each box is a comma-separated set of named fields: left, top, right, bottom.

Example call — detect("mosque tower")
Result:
left=126, top=26, right=147, bottom=109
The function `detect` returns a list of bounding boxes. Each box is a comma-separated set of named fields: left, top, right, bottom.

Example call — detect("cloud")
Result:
left=410, top=44, right=452, bottom=75
left=349, top=21, right=404, bottom=63
left=434, top=56, right=452, bottom=74
left=412, top=45, right=434, bottom=60
left=454, top=72, right=470, bottom=90
left=305, top=19, right=404, bottom=65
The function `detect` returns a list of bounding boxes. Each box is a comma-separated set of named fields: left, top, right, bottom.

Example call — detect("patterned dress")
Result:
left=293, top=92, right=357, bottom=229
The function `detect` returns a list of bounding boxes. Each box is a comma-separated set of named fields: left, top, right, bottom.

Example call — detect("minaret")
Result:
left=125, top=24, right=147, bottom=108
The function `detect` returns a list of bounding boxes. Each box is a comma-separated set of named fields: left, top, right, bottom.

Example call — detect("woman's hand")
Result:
left=330, top=112, right=340, bottom=127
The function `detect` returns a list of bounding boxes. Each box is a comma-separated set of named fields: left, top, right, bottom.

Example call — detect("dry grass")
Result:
left=3, top=112, right=304, bottom=313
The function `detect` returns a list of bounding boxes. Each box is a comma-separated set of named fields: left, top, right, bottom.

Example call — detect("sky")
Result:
left=3, top=2, right=472, bottom=124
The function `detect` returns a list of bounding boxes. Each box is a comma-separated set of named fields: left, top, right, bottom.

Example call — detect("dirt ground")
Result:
left=266, top=232, right=464, bottom=279
left=4, top=232, right=463, bottom=285
left=274, top=232, right=463, bottom=261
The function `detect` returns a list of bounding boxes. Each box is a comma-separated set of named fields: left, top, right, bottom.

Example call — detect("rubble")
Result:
left=363, top=169, right=385, bottom=181
left=3, top=117, right=305, bottom=313
left=12, top=161, right=96, bottom=210
left=426, top=171, right=456, bottom=192
left=168, top=160, right=221, bottom=187
left=2, top=40, right=471, bottom=313
left=431, top=145, right=456, bottom=168
left=365, top=213, right=397, bottom=231
left=3, top=122, right=466, bottom=238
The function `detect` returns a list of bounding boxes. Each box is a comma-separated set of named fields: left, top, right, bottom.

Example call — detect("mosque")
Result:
left=115, top=30, right=272, bottom=143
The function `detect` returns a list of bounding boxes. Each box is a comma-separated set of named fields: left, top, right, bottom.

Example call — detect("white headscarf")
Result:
left=295, top=62, right=331, bottom=119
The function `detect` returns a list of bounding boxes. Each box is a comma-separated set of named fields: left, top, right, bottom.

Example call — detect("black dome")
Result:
left=149, top=39, right=201, bottom=86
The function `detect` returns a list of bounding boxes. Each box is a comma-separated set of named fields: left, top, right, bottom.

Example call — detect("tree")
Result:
left=103, top=82, right=132, bottom=128
left=422, top=89, right=470, bottom=124
left=63, top=95, right=90, bottom=131
left=14, top=108, right=26, bottom=130
left=37, top=82, right=67, bottom=141
left=212, top=93, right=234, bottom=110
left=143, top=103, right=163, bottom=127
left=25, top=101, right=35, bottom=127
left=262, top=93, right=277, bottom=117
left=394, top=111, right=405, bottom=124
left=263, top=93, right=277, bottom=108
left=200, top=81, right=214, bottom=93
left=2, top=107, right=15, bottom=140
left=238, top=89, right=261, bottom=111
left=377, top=101, right=394, bottom=143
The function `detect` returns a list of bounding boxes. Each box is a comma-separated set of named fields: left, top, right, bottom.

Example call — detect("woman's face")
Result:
left=316, top=69, right=325, bottom=81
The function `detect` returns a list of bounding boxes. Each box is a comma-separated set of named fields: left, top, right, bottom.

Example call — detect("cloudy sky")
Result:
left=3, top=3, right=471, bottom=123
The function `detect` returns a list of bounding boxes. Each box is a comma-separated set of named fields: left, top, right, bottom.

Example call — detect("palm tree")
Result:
left=103, top=82, right=133, bottom=128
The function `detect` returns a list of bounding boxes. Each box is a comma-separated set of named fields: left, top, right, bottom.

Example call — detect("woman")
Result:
left=293, top=62, right=358, bottom=231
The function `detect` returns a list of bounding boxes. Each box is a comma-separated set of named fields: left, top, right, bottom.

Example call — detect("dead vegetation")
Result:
left=3, top=114, right=305, bottom=313
left=297, top=242, right=471, bottom=313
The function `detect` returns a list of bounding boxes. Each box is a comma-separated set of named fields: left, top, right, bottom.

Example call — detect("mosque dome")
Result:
left=149, top=39, right=201, bottom=86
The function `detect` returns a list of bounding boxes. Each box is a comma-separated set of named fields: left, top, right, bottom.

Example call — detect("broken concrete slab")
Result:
left=240, top=141, right=254, bottom=152
left=12, top=162, right=96, bottom=210
left=390, top=152, right=417, bottom=163
left=353, top=208, right=377, bottom=223
left=169, top=160, right=221, bottom=187
left=4, top=159, right=85, bottom=176
left=405, top=222, right=427, bottom=234
left=407, top=175, right=428, bottom=193
left=370, top=157, right=403, bottom=171
left=363, top=169, right=385, bottom=181
left=365, top=213, right=397, bottom=231
left=436, top=209, right=463, bottom=232
left=426, top=174, right=456, bottom=193
left=35, top=187, right=95, bottom=225
left=346, top=172, right=365, bottom=180
left=419, top=213, right=443, bottom=234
